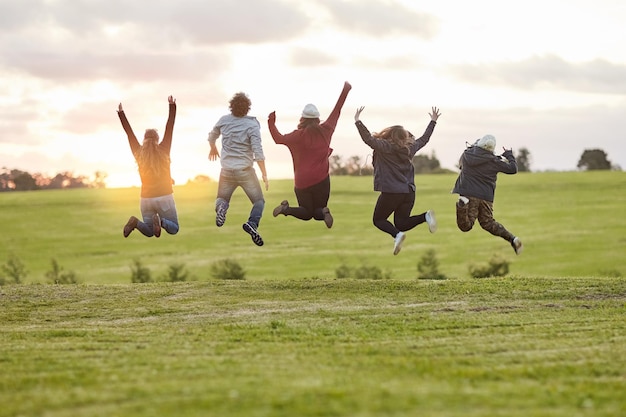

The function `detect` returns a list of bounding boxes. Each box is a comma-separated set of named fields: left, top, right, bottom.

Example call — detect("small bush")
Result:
left=1, top=254, right=28, bottom=285
left=161, top=263, right=191, bottom=282
left=211, top=259, right=245, bottom=280
left=417, top=249, right=447, bottom=280
left=354, top=265, right=384, bottom=280
left=469, top=255, right=510, bottom=278
left=130, top=259, right=152, bottom=283
left=335, top=263, right=352, bottom=279
left=46, top=259, right=79, bottom=284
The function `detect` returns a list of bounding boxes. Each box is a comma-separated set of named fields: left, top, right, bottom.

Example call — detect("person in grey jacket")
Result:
left=452, top=134, right=523, bottom=254
left=354, top=106, right=440, bottom=255
left=208, top=92, right=268, bottom=246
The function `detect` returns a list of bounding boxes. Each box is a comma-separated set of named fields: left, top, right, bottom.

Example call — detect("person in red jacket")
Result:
left=268, top=81, right=352, bottom=228
left=117, top=95, right=179, bottom=238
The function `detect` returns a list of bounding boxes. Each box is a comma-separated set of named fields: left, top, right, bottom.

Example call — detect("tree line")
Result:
left=0, top=168, right=107, bottom=192
left=1, top=148, right=616, bottom=191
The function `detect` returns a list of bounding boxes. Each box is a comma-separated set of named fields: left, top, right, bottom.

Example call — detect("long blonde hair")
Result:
left=373, top=125, right=412, bottom=153
left=135, top=129, right=170, bottom=176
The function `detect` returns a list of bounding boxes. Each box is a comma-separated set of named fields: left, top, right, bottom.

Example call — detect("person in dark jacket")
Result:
left=269, top=81, right=352, bottom=228
left=354, top=105, right=440, bottom=255
left=117, top=95, right=179, bottom=238
left=452, top=134, right=523, bottom=254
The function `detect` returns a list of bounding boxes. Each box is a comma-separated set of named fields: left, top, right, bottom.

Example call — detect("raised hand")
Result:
left=268, top=111, right=276, bottom=124
left=168, top=95, right=176, bottom=104
left=354, top=106, right=365, bottom=122
left=429, top=106, right=441, bottom=122
left=118, top=103, right=123, bottom=112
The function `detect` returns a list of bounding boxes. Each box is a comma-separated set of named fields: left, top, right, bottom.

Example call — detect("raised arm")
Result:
left=322, top=81, right=352, bottom=131
left=267, top=111, right=285, bottom=144
left=117, top=102, right=140, bottom=155
left=159, top=95, right=177, bottom=153
left=411, top=106, right=440, bottom=153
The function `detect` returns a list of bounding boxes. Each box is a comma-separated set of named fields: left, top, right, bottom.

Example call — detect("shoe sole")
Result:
left=426, top=210, right=437, bottom=233
left=123, top=217, right=137, bottom=238
left=243, top=223, right=264, bottom=246
left=273, top=200, right=288, bottom=217
left=153, top=215, right=161, bottom=238
left=322, top=208, right=333, bottom=228
left=393, top=233, right=406, bottom=255
left=216, top=207, right=227, bottom=227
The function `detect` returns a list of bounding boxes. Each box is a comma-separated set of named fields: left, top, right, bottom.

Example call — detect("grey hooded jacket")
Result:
left=452, top=146, right=517, bottom=202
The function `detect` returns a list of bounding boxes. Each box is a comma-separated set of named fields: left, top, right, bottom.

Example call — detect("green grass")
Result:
left=0, top=171, right=624, bottom=283
left=0, top=279, right=624, bottom=416
left=0, top=172, right=625, bottom=416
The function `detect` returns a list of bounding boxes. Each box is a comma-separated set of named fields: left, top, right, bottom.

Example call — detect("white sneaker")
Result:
left=393, top=232, right=406, bottom=255
left=511, top=237, right=523, bottom=255
left=425, top=210, right=437, bottom=233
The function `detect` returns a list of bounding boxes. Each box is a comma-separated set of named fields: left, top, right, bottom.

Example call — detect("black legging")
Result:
left=373, top=191, right=426, bottom=237
left=286, top=176, right=331, bottom=221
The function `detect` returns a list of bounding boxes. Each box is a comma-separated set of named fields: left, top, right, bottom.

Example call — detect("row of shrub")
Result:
left=0, top=250, right=521, bottom=285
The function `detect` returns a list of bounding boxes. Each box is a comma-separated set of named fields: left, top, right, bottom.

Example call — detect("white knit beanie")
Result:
left=476, top=134, right=496, bottom=152
left=301, top=103, right=320, bottom=119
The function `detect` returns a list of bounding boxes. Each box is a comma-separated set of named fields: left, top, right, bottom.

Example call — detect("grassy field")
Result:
left=0, top=172, right=625, bottom=416
left=0, top=278, right=624, bottom=417
left=0, top=171, right=624, bottom=283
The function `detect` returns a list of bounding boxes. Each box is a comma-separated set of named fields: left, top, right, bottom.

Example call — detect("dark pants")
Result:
left=373, top=191, right=426, bottom=238
left=456, top=197, right=514, bottom=242
left=286, top=176, right=331, bottom=221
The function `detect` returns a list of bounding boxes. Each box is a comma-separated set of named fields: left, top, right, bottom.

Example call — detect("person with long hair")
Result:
left=354, top=105, right=440, bottom=255
left=117, top=95, right=179, bottom=238
left=452, top=135, right=523, bottom=254
left=268, top=81, right=352, bottom=228
left=208, top=92, right=268, bottom=246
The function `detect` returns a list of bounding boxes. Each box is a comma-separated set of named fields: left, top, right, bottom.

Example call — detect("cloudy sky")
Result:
left=1, top=0, right=625, bottom=187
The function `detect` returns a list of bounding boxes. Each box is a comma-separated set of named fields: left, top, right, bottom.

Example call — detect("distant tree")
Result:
left=577, top=149, right=612, bottom=171
left=516, top=148, right=532, bottom=172
left=413, top=152, right=441, bottom=174
left=329, top=155, right=348, bottom=175
left=91, top=171, right=108, bottom=189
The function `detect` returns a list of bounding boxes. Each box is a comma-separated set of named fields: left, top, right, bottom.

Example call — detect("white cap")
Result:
left=476, top=134, right=496, bottom=152
left=301, top=103, right=320, bottom=119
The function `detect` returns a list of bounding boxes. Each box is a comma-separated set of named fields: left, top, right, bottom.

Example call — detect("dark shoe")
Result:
left=322, top=207, right=333, bottom=228
left=243, top=222, right=264, bottom=246
left=511, top=237, right=523, bottom=255
left=123, top=216, right=139, bottom=238
left=272, top=200, right=289, bottom=217
left=153, top=214, right=161, bottom=238
left=216, top=202, right=227, bottom=227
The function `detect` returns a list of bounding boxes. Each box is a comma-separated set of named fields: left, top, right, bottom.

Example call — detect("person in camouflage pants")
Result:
left=452, top=134, right=523, bottom=254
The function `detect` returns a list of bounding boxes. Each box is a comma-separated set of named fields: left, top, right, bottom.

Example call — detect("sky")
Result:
left=1, top=0, right=625, bottom=188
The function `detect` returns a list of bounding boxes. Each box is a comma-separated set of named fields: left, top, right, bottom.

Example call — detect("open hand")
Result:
left=168, top=95, right=176, bottom=104
left=354, top=106, right=365, bottom=122
left=429, top=106, right=441, bottom=122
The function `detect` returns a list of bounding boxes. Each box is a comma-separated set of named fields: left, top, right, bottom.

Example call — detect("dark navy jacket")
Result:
left=356, top=120, right=436, bottom=193
left=452, top=146, right=517, bottom=202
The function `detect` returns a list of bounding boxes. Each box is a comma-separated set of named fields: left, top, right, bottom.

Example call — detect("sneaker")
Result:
left=123, top=216, right=138, bottom=238
left=152, top=214, right=161, bottom=238
left=216, top=202, right=227, bottom=227
left=425, top=209, right=437, bottom=233
left=458, top=196, right=469, bottom=207
left=243, top=222, right=264, bottom=246
left=393, top=231, right=406, bottom=255
left=272, top=200, right=289, bottom=217
left=322, top=207, right=333, bottom=229
left=511, top=237, right=523, bottom=255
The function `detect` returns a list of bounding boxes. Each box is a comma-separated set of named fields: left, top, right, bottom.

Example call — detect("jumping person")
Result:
left=268, top=81, right=352, bottom=228
left=452, top=135, right=523, bottom=254
left=117, top=95, right=179, bottom=238
left=354, top=106, right=440, bottom=255
left=208, top=92, right=268, bottom=246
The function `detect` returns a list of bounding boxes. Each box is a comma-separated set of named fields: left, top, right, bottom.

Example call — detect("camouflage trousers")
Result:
left=456, top=197, right=514, bottom=242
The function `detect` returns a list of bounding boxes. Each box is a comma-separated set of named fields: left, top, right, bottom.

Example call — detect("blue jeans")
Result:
left=137, top=194, right=179, bottom=237
left=216, top=167, right=265, bottom=228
